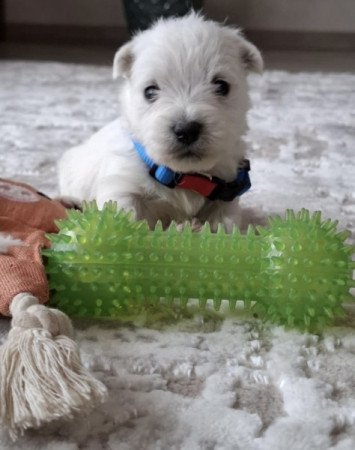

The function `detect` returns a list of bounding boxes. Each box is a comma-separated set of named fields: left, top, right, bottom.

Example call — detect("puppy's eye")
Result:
left=212, top=78, right=230, bottom=96
left=144, top=85, right=159, bottom=102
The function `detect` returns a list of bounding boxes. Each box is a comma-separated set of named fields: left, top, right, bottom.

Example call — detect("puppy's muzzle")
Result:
left=172, top=121, right=203, bottom=146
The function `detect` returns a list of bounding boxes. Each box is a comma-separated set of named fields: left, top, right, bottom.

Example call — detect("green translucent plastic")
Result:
left=44, top=203, right=355, bottom=330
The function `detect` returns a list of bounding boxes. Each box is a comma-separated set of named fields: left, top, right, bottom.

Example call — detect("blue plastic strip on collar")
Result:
left=133, top=140, right=176, bottom=186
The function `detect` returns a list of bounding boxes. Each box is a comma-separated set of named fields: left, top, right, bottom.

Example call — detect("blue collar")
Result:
left=133, top=139, right=251, bottom=202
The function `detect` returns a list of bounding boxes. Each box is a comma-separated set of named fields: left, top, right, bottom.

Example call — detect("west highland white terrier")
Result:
left=58, top=13, right=263, bottom=231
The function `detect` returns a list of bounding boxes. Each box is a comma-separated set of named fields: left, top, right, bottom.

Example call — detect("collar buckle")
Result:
left=207, top=159, right=251, bottom=201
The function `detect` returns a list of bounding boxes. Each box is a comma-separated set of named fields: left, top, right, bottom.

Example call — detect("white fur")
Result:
left=58, top=13, right=262, bottom=231
left=0, top=234, right=23, bottom=254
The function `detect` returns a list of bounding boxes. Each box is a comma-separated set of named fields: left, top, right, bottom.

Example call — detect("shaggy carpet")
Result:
left=0, top=61, right=354, bottom=450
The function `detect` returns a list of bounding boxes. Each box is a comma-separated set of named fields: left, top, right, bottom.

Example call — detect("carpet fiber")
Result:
left=0, top=61, right=354, bottom=449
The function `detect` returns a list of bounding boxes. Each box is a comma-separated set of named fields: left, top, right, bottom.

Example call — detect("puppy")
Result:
left=58, top=13, right=263, bottom=231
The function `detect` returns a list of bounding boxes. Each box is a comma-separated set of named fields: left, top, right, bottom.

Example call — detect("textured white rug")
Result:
left=0, top=62, right=354, bottom=449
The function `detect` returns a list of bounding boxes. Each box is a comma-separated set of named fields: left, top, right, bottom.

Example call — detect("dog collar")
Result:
left=133, top=140, right=251, bottom=202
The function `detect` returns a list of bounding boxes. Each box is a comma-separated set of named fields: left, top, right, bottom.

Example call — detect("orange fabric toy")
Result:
left=0, top=179, right=67, bottom=315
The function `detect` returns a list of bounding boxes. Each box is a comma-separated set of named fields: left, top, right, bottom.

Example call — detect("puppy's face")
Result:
left=114, top=14, right=263, bottom=173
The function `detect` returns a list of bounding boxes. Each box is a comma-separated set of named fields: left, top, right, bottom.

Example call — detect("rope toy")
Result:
left=0, top=293, right=107, bottom=439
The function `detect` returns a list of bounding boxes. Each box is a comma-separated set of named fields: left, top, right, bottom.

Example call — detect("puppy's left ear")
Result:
left=239, top=39, right=263, bottom=74
left=225, top=28, right=263, bottom=73
left=113, top=42, right=134, bottom=79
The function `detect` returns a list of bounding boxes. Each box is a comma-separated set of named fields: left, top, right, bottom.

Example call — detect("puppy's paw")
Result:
left=176, top=217, right=203, bottom=233
left=191, top=217, right=204, bottom=232
left=55, top=196, right=82, bottom=210
left=208, top=217, right=236, bottom=234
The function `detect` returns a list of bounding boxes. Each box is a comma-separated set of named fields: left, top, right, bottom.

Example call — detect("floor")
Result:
left=1, top=41, right=355, bottom=73
left=0, top=44, right=354, bottom=449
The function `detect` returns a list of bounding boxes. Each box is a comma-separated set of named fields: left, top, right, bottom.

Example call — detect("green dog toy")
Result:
left=44, top=204, right=354, bottom=330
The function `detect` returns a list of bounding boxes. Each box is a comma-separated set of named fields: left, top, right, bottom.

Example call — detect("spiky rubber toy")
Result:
left=44, top=203, right=355, bottom=330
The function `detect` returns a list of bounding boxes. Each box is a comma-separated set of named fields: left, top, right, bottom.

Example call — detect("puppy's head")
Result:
left=113, top=13, right=262, bottom=174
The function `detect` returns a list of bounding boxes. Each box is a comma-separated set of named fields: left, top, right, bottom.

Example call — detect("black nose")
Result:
left=173, top=121, right=203, bottom=146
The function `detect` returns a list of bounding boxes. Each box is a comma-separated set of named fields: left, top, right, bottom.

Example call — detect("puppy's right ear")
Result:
left=113, top=42, right=134, bottom=80
left=239, top=39, right=263, bottom=74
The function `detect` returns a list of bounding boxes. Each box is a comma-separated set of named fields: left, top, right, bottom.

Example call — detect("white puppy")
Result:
left=59, top=13, right=263, bottom=231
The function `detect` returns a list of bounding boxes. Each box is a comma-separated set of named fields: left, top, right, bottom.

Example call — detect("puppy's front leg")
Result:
left=97, top=191, right=139, bottom=218
left=176, top=217, right=204, bottom=233
left=198, top=200, right=241, bottom=233
left=96, top=189, right=174, bottom=230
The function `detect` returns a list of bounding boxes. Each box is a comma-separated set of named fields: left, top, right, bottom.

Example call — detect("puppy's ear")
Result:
left=239, top=39, right=263, bottom=74
left=113, top=42, right=134, bottom=79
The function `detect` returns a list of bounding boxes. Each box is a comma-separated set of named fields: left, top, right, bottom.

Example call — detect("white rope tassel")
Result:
left=0, top=293, right=107, bottom=439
